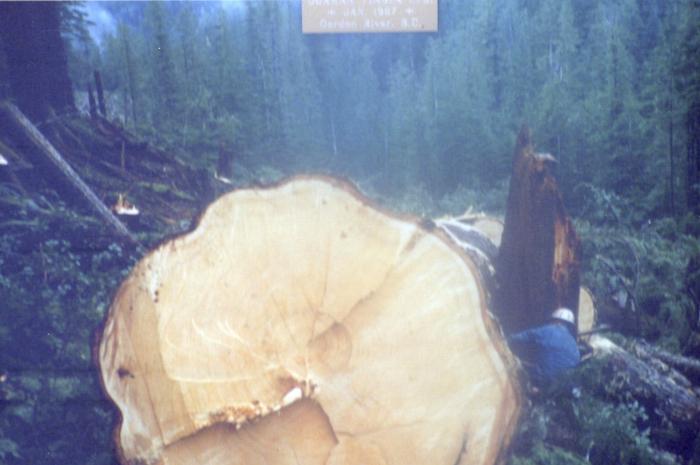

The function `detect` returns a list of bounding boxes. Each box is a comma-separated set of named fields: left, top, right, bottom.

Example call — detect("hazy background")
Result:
left=66, top=0, right=699, bottom=220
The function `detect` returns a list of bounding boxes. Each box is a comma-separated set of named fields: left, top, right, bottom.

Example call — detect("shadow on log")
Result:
left=494, top=126, right=581, bottom=335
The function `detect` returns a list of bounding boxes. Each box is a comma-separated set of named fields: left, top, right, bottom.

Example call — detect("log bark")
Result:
left=626, top=339, right=700, bottom=387
left=0, top=102, right=138, bottom=245
left=435, top=213, right=502, bottom=294
left=98, top=177, right=522, bottom=465
left=494, top=126, right=581, bottom=334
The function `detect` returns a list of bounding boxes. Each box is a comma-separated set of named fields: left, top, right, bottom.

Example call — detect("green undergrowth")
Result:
left=0, top=194, right=138, bottom=464
left=509, top=359, right=682, bottom=465
left=573, top=185, right=700, bottom=353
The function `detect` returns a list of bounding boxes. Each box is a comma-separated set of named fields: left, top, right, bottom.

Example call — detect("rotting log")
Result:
left=494, top=126, right=581, bottom=335
left=98, top=177, right=522, bottom=465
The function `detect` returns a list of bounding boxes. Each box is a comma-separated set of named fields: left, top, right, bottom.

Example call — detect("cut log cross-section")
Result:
left=98, top=177, right=521, bottom=465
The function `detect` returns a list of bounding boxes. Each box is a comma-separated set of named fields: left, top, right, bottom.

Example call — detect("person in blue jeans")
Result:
left=508, top=308, right=581, bottom=386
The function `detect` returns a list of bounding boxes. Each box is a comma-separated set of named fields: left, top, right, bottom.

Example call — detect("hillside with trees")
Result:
left=63, top=0, right=700, bottom=217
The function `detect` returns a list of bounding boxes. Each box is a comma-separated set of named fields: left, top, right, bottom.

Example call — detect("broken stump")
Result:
left=494, top=127, right=582, bottom=334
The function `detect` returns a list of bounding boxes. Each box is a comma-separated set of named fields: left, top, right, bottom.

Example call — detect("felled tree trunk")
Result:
left=98, top=177, right=522, bottom=465
left=435, top=213, right=502, bottom=295
left=494, top=127, right=581, bottom=334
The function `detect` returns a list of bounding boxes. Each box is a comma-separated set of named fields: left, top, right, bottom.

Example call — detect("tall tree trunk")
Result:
left=88, top=83, right=97, bottom=120
left=0, top=2, right=74, bottom=121
left=120, top=23, right=139, bottom=126
left=668, top=81, right=675, bottom=215
left=688, top=103, right=700, bottom=214
left=94, top=70, right=106, bottom=117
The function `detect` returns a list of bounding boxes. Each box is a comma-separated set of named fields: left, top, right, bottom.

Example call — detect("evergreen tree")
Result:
left=636, top=0, right=683, bottom=215
left=242, top=1, right=285, bottom=160
left=119, top=22, right=141, bottom=126
left=61, top=2, right=102, bottom=93
left=70, top=0, right=700, bottom=220
left=423, top=6, right=501, bottom=193
left=676, top=0, right=700, bottom=214
left=277, top=2, right=325, bottom=168
left=145, top=2, right=181, bottom=129
left=385, top=59, right=421, bottom=192
left=576, top=1, right=641, bottom=197
left=0, top=2, right=75, bottom=120
left=308, top=35, right=384, bottom=177
left=210, top=5, right=238, bottom=113
left=529, top=0, right=581, bottom=189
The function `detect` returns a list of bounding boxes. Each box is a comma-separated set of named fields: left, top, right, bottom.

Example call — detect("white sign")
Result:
left=302, top=0, right=438, bottom=34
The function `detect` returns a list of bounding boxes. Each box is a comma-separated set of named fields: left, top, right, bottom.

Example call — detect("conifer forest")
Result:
left=0, top=1, right=700, bottom=464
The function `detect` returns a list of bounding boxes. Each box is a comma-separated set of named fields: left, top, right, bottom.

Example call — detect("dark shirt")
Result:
left=508, top=322, right=580, bottom=385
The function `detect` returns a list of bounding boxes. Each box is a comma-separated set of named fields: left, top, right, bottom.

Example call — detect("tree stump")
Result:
left=98, top=177, right=521, bottom=465
left=494, top=127, right=581, bottom=334
left=436, top=213, right=596, bottom=340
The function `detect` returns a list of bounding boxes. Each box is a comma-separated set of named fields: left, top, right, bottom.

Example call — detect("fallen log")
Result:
left=588, top=335, right=700, bottom=436
left=625, top=340, right=700, bottom=392
left=463, top=214, right=504, bottom=248
left=0, top=102, right=139, bottom=245
left=435, top=213, right=501, bottom=294
left=98, top=177, right=522, bottom=465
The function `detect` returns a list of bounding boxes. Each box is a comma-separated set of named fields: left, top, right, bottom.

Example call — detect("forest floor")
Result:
left=0, top=109, right=699, bottom=465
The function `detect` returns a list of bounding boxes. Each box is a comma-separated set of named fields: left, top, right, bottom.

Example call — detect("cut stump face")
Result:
left=98, top=177, right=520, bottom=465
